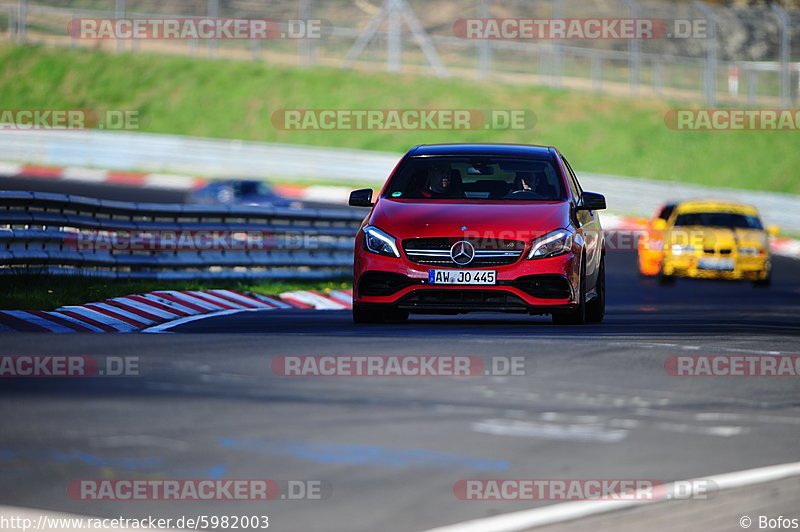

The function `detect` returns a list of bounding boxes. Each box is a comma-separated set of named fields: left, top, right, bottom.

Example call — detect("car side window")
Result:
left=560, top=156, right=582, bottom=201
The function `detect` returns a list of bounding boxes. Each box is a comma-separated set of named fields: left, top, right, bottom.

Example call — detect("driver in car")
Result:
left=421, top=164, right=456, bottom=197
left=516, top=171, right=542, bottom=192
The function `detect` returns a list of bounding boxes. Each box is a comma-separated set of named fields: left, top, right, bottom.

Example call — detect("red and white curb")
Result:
left=272, top=183, right=352, bottom=204
left=0, top=162, right=355, bottom=202
left=602, top=213, right=800, bottom=261
left=0, top=162, right=207, bottom=190
left=0, top=289, right=353, bottom=333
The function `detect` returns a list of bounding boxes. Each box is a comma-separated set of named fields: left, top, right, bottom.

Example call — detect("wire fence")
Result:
left=1, top=0, right=798, bottom=107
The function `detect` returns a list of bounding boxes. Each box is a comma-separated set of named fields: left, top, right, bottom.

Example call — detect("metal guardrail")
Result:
left=0, top=191, right=364, bottom=279
left=2, top=129, right=799, bottom=233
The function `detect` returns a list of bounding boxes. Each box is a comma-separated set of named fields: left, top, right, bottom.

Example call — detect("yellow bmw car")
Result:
left=653, top=200, right=778, bottom=287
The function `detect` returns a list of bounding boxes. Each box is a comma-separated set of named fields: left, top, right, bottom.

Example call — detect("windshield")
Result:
left=673, top=212, right=763, bottom=230
left=384, top=157, right=566, bottom=201
left=239, top=181, right=274, bottom=196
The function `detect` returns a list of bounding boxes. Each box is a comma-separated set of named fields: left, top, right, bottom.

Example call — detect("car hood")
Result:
left=668, top=226, right=768, bottom=250
left=369, top=199, right=573, bottom=241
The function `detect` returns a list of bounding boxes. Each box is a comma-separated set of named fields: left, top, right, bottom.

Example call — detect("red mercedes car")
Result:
left=349, top=144, right=607, bottom=324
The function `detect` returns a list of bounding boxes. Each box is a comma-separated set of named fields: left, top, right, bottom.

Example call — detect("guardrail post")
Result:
left=297, top=0, right=312, bottom=66
left=624, top=0, right=641, bottom=96
left=772, top=5, right=790, bottom=109
left=591, top=53, right=602, bottom=92
left=17, top=0, right=26, bottom=44
left=653, top=59, right=663, bottom=95
left=387, top=0, right=401, bottom=72
left=207, top=0, right=219, bottom=58
left=694, top=1, right=717, bottom=108
left=747, top=69, right=757, bottom=105
left=477, top=0, right=491, bottom=80
left=115, top=0, right=125, bottom=54
left=551, top=0, right=563, bottom=88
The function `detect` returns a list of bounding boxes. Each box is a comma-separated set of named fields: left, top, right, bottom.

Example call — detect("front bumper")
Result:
left=662, top=253, right=770, bottom=281
left=354, top=250, right=580, bottom=314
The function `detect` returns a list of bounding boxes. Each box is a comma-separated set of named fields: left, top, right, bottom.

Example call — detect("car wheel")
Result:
left=586, top=257, right=605, bottom=324
left=352, top=305, right=408, bottom=324
left=353, top=304, right=384, bottom=324
left=753, top=275, right=771, bottom=288
left=553, top=260, right=587, bottom=325
left=657, top=270, right=676, bottom=286
left=384, top=309, right=410, bottom=322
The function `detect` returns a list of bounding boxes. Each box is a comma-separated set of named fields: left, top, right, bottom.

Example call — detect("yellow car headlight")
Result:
left=670, top=244, right=694, bottom=255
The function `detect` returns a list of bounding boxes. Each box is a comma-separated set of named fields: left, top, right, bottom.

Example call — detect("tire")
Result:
left=352, top=305, right=408, bottom=324
left=553, top=260, right=587, bottom=325
left=586, top=257, right=605, bottom=324
left=353, top=304, right=384, bottom=324
left=753, top=275, right=771, bottom=288
left=383, top=308, right=410, bottom=322
left=658, top=271, right=676, bottom=286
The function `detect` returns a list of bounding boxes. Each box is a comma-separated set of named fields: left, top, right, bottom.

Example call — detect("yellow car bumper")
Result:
left=662, top=254, right=770, bottom=281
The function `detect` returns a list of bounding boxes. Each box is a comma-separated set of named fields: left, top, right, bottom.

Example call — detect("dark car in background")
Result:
left=188, top=179, right=303, bottom=209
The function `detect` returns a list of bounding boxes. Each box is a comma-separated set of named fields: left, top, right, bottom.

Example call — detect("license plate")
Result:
left=428, top=269, right=496, bottom=285
left=698, top=258, right=735, bottom=271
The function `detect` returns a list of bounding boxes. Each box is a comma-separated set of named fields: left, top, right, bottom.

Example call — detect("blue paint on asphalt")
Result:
left=218, top=437, right=509, bottom=471
left=206, top=464, right=228, bottom=479
left=0, top=446, right=229, bottom=480
left=0, top=447, right=164, bottom=470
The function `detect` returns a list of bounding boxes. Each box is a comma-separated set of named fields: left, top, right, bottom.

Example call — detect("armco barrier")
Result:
left=2, top=130, right=798, bottom=233
left=0, top=191, right=364, bottom=279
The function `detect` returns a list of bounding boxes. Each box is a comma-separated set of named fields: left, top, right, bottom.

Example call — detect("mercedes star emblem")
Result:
left=450, top=241, right=475, bottom=265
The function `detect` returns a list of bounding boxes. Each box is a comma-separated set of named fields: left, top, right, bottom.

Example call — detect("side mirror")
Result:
left=349, top=188, right=374, bottom=207
left=577, top=191, right=606, bottom=211
left=767, top=225, right=780, bottom=236
left=652, top=218, right=668, bottom=231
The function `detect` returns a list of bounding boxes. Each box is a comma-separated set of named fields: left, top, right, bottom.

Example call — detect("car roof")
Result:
left=675, top=199, right=759, bottom=215
left=407, top=143, right=557, bottom=158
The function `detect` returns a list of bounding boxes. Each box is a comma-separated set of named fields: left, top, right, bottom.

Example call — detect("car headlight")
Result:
left=670, top=244, right=694, bottom=255
left=738, top=247, right=763, bottom=255
left=362, top=226, right=400, bottom=258
left=528, top=229, right=574, bottom=260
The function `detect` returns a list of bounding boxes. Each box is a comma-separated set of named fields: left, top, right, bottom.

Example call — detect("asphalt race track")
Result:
left=1, top=245, right=799, bottom=532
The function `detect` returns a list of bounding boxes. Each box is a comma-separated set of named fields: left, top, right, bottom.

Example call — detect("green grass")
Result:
left=0, top=275, right=350, bottom=311
left=0, top=43, right=798, bottom=194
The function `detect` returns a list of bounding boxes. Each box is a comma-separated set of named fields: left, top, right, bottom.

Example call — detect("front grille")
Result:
left=403, top=237, right=525, bottom=268
left=510, top=275, right=572, bottom=300
left=358, top=271, right=418, bottom=297
left=397, top=289, right=528, bottom=310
